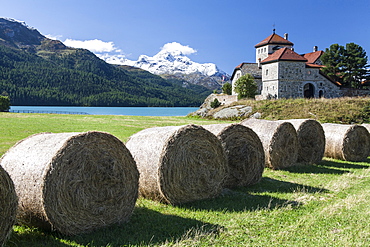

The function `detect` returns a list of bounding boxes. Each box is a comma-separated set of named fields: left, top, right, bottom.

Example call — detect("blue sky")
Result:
left=1, top=0, right=369, bottom=74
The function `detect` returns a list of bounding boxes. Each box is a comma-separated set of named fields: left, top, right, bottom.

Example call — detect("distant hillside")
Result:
left=0, top=18, right=211, bottom=106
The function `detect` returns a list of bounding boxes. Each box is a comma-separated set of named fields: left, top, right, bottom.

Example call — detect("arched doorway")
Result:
left=319, top=90, right=324, bottom=98
left=304, top=83, right=315, bottom=98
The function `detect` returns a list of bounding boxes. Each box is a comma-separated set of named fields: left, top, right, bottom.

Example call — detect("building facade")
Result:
left=231, top=32, right=343, bottom=99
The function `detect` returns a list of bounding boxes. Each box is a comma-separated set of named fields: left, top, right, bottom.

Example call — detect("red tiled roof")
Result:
left=261, top=47, right=307, bottom=64
left=303, top=50, right=324, bottom=64
left=235, top=63, right=244, bottom=69
left=361, top=80, right=370, bottom=86
left=306, top=63, right=324, bottom=68
left=255, top=33, right=294, bottom=48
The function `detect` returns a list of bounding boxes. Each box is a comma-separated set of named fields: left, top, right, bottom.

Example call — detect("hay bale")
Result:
left=0, top=131, right=139, bottom=236
left=0, top=165, right=17, bottom=247
left=282, top=119, right=325, bottom=164
left=202, top=124, right=265, bottom=188
left=126, top=124, right=228, bottom=205
left=322, top=123, right=370, bottom=161
left=240, top=119, right=298, bottom=169
left=362, top=124, right=370, bottom=134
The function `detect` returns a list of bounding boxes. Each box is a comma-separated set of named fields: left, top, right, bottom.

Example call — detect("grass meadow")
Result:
left=1, top=112, right=369, bottom=246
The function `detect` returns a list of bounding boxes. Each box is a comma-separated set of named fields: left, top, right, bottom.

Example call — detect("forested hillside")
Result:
left=0, top=42, right=211, bottom=106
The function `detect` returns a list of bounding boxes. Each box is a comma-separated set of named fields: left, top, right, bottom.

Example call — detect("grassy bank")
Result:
left=209, top=97, right=370, bottom=123
left=1, top=111, right=370, bottom=246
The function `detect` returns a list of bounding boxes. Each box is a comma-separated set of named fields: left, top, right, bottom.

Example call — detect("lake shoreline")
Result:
left=9, top=106, right=199, bottom=116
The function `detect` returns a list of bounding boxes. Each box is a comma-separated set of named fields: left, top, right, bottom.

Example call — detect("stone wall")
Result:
left=340, top=88, right=370, bottom=97
left=214, top=94, right=238, bottom=105
left=258, top=61, right=342, bottom=99
left=232, top=63, right=262, bottom=95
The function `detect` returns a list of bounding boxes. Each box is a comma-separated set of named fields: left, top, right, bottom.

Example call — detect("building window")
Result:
left=266, top=69, right=269, bottom=75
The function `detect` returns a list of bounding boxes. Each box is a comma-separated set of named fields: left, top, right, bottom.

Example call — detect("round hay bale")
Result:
left=202, top=123, right=265, bottom=188
left=0, top=165, right=17, bottom=247
left=322, top=123, right=370, bottom=161
left=0, top=131, right=139, bottom=236
left=126, top=124, right=228, bottom=205
left=240, top=119, right=298, bottom=169
left=282, top=119, right=325, bottom=164
left=362, top=123, right=370, bottom=134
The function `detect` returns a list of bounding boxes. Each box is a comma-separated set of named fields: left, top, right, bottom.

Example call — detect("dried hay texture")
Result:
left=0, top=165, right=17, bottom=247
left=282, top=119, right=325, bottom=164
left=240, top=119, right=298, bottom=169
left=322, top=123, right=370, bottom=161
left=126, top=124, right=228, bottom=205
left=0, top=131, right=139, bottom=236
left=202, top=124, right=265, bottom=188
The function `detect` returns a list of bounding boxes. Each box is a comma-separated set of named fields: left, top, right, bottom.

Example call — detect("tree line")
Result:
left=0, top=45, right=211, bottom=106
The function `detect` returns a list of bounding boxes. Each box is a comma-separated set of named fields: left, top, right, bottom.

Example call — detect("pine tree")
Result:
left=321, top=44, right=345, bottom=85
left=321, top=43, right=369, bottom=88
left=342, top=43, right=369, bottom=88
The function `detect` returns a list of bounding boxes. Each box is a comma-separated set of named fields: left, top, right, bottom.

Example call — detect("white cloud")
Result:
left=63, top=39, right=120, bottom=53
left=159, top=42, right=197, bottom=56
left=45, top=34, right=63, bottom=40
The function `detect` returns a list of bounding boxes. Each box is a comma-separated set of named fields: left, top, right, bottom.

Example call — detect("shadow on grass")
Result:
left=319, top=158, right=370, bottom=170
left=243, top=177, right=329, bottom=194
left=61, top=207, right=222, bottom=247
left=7, top=227, right=71, bottom=247
left=180, top=193, right=299, bottom=213
left=283, top=163, right=349, bottom=174
left=180, top=177, right=327, bottom=212
left=282, top=159, right=370, bottom=174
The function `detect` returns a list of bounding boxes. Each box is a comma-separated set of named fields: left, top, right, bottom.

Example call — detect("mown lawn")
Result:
left=1, top=112, right=369, bottom=246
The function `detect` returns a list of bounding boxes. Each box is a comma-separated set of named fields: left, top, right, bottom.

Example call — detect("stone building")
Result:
left=231, top=31, right=343, bottom=99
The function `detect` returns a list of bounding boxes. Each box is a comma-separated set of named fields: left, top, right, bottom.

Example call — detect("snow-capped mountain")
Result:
left=98, top=43, right=230, bottom=90
left=100, top=49, right=227, bottom=77
left=0, top=18, right=45, bottom=48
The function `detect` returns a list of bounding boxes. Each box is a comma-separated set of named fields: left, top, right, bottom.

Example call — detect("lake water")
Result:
left=9, top=106, right=199, bottom=116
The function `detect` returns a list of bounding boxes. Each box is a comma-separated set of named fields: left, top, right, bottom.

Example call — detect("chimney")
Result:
left=313, top=46, right=318, bottom=52
left=284, top=33, right=288, bottom=40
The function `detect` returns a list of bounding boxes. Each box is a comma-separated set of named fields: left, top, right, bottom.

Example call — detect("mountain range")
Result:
left=0, top=18, right=212, bottom=107
left=98, top=45, right=230, bottom=90
left=99, top=48, right=230, bottom=90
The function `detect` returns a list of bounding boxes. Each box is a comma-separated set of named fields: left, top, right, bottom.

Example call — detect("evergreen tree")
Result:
left=234, top=74, right=257, bottom=99
left=321, top=43, right=369, bottom=88
left=321, top=44, right=345, bottom=85
left=222, top=82, right=232, bottom=95
left=342, top=43, right=369, bottom=88
left=0, top=96, right=10, bottom=111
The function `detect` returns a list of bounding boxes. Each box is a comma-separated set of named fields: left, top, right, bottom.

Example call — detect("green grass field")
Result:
left=1, top=112, right=370, bottom=246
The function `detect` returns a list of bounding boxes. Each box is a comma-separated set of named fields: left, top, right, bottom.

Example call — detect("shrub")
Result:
left=0, top=96, right=10, bottom=112
left=210, top=98, right=221, bottom=108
